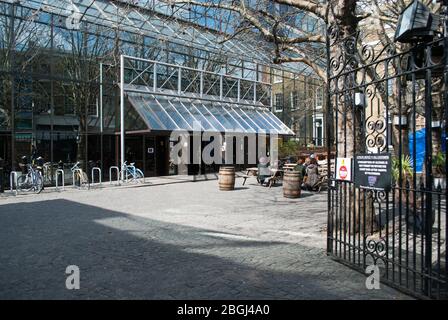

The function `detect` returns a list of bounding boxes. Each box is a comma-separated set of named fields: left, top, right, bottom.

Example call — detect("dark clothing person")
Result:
left=19, top=156, right=28, bottom=174
left=293, top=163, right=305, bottom=178
left=303, top=163, right=319, bottom=190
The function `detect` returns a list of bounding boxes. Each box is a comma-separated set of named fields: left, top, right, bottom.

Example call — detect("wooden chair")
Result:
left=267, top=170, right=282, bottom=188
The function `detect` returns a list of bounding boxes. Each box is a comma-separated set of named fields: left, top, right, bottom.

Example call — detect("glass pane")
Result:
left=194, top=103, right=224, bottom=132
left=242, top=109, right=270, bottom=132
left=150, top=97, right=179, bottom=130
left=265, top=111, right=294, bottom=134
left=218, top=104, right=246, bottom=132
left=170, top=100, right=200, bottom=129
left=250, top=110, right=277, bottom=133
left=257, top=111, right=283, bottom=132
left=233, top=107, right=260, bottom=131
left=128, top=95, right=164, bottom=130
left=226, top=108, right=254, bottom=132
left=179, top=101, right=213, bottom=131
left=208, top=104, right=235, bottom=131
left=163, top=99, right=192, bottom=130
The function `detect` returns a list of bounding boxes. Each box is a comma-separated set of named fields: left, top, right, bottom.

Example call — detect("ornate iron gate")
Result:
left=326, top=20, right=448, bottom=299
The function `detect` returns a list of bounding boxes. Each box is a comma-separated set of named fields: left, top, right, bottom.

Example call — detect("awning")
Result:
left=127, top=93, right=294, bottom=135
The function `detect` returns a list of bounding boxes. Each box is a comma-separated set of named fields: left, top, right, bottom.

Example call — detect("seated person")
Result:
left=257, top=156, right=271, bottom=186
left=293, top=158, right=306, bottom=179
left=302, top=158, right=319, bottom=190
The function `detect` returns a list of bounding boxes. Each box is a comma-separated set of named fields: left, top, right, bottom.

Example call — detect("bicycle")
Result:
left=71, top=162, right=90, bottom=189
left=120, top=161, right=144, bottom=183
left=17, top=164, right=44, bottom=194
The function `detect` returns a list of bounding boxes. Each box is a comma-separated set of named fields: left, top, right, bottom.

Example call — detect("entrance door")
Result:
left=144, top=136, right=156, bottom=177
left=125, top=136, right=143, bottom=170
left=156, top=136, right=169, bottom=176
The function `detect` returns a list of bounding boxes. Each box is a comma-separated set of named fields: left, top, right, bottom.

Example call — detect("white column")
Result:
left=120, top=55, right=125, bottom=181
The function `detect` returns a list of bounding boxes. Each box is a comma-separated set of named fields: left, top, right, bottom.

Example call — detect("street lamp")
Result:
left=394, top=0, right=441, bottom=43
left=396, top=0, right=447, bottom=80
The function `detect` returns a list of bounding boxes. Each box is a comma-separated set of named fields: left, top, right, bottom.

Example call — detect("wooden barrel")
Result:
left=219, top=166, right=235, bottom=191
left=283, top=171, right=301, bottom=198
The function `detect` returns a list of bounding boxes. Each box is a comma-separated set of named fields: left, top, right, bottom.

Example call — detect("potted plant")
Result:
left=433, top=151, right=446, bottom=189
left=392, top=155, right=414, bottom=186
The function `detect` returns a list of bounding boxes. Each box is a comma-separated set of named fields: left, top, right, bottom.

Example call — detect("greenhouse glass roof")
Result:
left=9, top=0, right=320, bottom=76
left=127, top=92, right=294, bottom=135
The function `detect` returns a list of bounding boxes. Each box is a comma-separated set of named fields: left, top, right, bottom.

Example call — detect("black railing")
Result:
left=326, top=22, right=447, bottom=299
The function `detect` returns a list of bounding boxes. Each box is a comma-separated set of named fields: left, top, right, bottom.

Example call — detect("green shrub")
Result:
left=279, top=139, right=300, bottom=159
left=392, top=155, right=413, bottom=183
left=433, top=151, right=446, bottom=176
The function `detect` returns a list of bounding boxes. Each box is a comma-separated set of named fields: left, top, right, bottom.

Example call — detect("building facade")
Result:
left=0, top=0, right=325, bottom=178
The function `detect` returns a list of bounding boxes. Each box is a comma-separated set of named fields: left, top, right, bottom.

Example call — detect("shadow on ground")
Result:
left=0, top=199, right=407, bottom=299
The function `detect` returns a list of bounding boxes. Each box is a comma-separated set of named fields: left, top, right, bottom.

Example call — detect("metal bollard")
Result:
left=55, top=169, right=65, bottom=191
left=9, top=171, right=19, bottom=196
left=0, top=157, right=4, bottom=193
left=109, top=166, right=120, bottom=185
left=91, top=167, right=102, bottom=186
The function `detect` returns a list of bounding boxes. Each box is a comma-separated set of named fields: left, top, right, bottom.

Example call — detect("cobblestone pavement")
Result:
left=0, top=177, right=411, bottom=299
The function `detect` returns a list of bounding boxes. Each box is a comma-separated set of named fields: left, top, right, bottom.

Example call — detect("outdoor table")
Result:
left=265, top=168, right=283, bottom=188
left=241, top=167, right=258, bottom=185
left=245, top=167, right=259, bottom=176
left=242, top=167, right=283, bottom=186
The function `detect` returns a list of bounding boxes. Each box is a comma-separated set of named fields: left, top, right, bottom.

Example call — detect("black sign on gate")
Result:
left=354, top=153, right=392, bottom=191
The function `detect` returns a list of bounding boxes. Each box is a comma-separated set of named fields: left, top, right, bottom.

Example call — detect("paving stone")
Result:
left=0, top=178, right=411, bottom=299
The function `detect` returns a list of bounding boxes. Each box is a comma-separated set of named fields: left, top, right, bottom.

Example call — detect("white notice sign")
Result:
left=335, top=157, right=352, bottom=181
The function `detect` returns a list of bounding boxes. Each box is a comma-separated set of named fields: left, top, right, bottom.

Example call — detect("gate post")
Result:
left=424, top=66, right=433, bottom=295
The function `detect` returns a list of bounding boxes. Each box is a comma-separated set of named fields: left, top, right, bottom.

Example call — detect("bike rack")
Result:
left=72, top=169, right=83, bottom=189
left=9, top=171, right=19, bottom=195
left=55, top=169, right=65, bottom=191
left=91, top=167, right=102, bottom=186
left=109, top=166, right=120, bottom=185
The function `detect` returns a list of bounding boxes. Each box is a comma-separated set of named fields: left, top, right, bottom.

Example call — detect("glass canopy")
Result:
left=17, top=0, right=318, bottom=76
left=127, top=93, right=294, bottom=135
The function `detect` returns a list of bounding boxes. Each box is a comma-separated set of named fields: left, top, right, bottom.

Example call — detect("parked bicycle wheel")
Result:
left=17, top=174, right=33, bottom=192
left=17, top=172, right=43, bottom=194
left=34, top=173, right=44, bottom=194
left=135, top=168, right=144, bottom=183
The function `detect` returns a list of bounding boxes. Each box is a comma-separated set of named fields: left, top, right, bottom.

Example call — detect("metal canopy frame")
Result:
left=119, top=53, right=294, bottom=177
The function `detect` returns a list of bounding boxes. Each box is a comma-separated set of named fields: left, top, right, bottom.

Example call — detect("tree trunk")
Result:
left=329, top=0, right=377, bottom=235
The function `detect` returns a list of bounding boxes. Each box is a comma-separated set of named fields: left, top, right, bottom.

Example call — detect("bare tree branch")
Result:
left=273, top=0, right=327, bottom=20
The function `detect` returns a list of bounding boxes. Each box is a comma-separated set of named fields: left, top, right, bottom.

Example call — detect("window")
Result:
left=274, top=93, right=283, bottom=112
left=313, top=116, right=324, bottom=147
left=292, top=91, right=299, bottom=111
left=316, top=87, right=324, bottom=109
left=273, top=69, right=283, bottom=84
